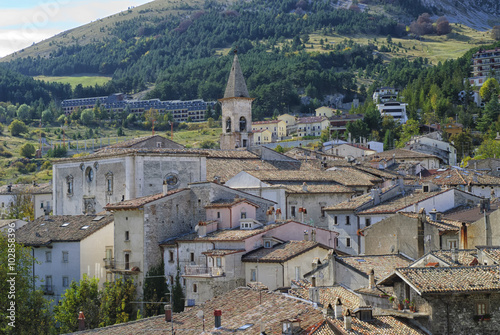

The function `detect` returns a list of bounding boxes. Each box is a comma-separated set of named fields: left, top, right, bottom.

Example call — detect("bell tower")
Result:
left=219, top=51, right=254, bottom=150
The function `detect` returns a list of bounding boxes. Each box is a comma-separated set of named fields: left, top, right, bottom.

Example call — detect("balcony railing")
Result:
left=184, top=265, right=224, bottom=277
left=104, top=259, right=141, bottom=272
left=43, top=284, right=54, bottom=295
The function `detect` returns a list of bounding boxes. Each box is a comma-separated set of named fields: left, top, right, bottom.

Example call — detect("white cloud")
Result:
left=0, top=0, right=151, bottom=57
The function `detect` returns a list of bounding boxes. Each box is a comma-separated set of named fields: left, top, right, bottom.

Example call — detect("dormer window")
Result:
left=264, top=241, right=271, bottom=248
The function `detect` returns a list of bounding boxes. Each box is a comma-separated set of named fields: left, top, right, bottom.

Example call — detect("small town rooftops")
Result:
left=336, top=254, right=413, bottom=281
left=204, top=197, right=259, bottom=209
left=371, top=148, right=441, bottom=161
left=297, top=116, right=328, bottom=124
left=101, top=135, right=184, bottom=150
left=15, top=214, right=113, bottom=246
left=242, top=240, right=331, bottom=263
left=383, top=266, right=500, bottom=294
left=0, top=182, right=52, bottom=195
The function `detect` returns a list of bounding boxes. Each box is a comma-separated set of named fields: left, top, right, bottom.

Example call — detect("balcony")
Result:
left=43, top=284, right=54, bottom=295
left=105, top=259, right=141, bottom=273
left=183, top=265, right=224, bottom=277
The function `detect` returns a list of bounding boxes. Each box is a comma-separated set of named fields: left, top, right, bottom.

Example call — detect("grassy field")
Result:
left=34, top=74, right=112, bottom=88
left=0, top=122, right=222, bottom=185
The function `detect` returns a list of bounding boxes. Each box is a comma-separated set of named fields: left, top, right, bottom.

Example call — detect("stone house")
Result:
left=225, top=170, right=355, bottom=229
left=296, top=116, right=330, bottom=137
left=380, top=265, right=500, bottom=335
left=53, top=146, right=207, bottom=215
left=251, top=120, right=287, bottom=140
left=328, top=143, right=377, bottom=159
left=242, top=240, right=333, bottom=291
left=370, top=148, right=442, bottom=170
left=104, top=181, right=275, bottom=299
left=467, top=158, right=500, bottom=177
left=404, top=133, right=457, bottom=166
left=15, top=214, right=114, bottom=304
left=253, top=129, right=273, bottom=144
left=361, top=211, right=465, bottom=259
left=315, top=106, right=338, bottom=117
left=0, top=182, right=52, bottom=219
left=326, top=186, right=482, bottom=255
left=161, top=218, right=338, bottom=306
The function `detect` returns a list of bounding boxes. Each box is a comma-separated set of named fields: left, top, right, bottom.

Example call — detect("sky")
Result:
left=0, top=0, right=152, bottom=58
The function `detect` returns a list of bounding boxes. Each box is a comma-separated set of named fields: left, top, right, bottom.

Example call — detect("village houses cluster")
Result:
left=5, top=54, right=500, bottom=335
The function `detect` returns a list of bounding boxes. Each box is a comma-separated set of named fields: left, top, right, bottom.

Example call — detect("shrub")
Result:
left=46, top=145, right=67, bottom=158
left=41, top=160, right=52, bottom=170
left=9, top=120, right=29, bottom=136
left=20, top=143, right=36, bottom=158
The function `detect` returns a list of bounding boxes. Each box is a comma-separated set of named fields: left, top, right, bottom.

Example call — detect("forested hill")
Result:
left=0, top=0, right=497, bottom=119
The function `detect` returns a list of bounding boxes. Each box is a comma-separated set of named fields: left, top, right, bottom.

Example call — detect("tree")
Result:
left=435, top=17, right=451, bottom=35
left=16, top=104, right=31, bottom=122
left=172, top=267, right=184, bottom=313
left=346, top=119, right=369, bottom=142
left=492, top=25, right=500, bottom=40
left=0, top=233, right=54, bottom=334
left=475, top=138, right=500, bottom=159
left=7, top=193, right=35, bottom=221
left=396, top=119, right=419, bottom=148
left=99, top=278, right=136, bottom=327
left=450, top=130, right=472, bottom=162
left=143, top=261, right=168, bottom=317
left=80, top=108, right=95, bottom=126
left=54, top=275, right=101, bottom=333
left=320, top=127, right=330, bottom=143
left=479, top=78, right=500, bottom=103
left=8, top=119, right=28, bottom=136
left=20, top=143, right=36, bottom=159
left=41, top=109, right=54, bottom=124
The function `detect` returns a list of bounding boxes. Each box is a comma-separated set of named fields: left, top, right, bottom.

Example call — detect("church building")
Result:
left=219, top=52, right=254, bottom=150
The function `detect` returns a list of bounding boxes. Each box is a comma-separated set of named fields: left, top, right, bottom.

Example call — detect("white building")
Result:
left=0, top=183, right=52, bottom=219
left=15, top=214, right=114, bottom=303
left=377, top=101, right=408, bottom=124
left=405, top=132, right=457, bottom=166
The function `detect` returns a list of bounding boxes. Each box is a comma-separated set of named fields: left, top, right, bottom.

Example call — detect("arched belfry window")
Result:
left=239, top=116, right=247, bottom=132
left=226, top=118, right=232, bottom=133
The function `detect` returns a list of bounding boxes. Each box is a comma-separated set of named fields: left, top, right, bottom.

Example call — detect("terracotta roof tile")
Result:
left=204, top=198, right=259, bottom=209
left=242, top=241, right=331, bottom=263
left=0, top=183, right=52, bottom=195
left=297, top=116, right=328, bottom=124
left=72, top=287, right=325, bottom=335
left=477, top=246, right=500, bottom=263
left=357, top=190, right=448, bottom=215
left=337, top=254, right=412, bottom=281
left=15, top=214, right=113, bottom=246
left=429, top=249, right=479, bottom=266
left=328, top=315, right=426, bottom=335
left=371, top=148, right=441, bottom=161
left=285, top=184, right=355, bottom=194
left=396, top=265, right=500, bottom=294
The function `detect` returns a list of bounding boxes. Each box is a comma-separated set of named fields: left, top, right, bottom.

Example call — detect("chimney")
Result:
left=302, top=182, right=308, bottom=192
left=311, top=229, right=316, bottom=242
left=429, top=209, right=437, bottom=221
left=303, top=230, right=309, bottom=241
left=198, top=222, right=207, bottom=237
left=417, top=208, right=425, bottom=258
left=368, top=268, right=375, bottom=289
left=165, top=304, right=172, bottom=322
left=214, top=309, right=222, bottom=328
left=308, top=284, right=319, bottom=304
left=78, top=311, right=85, bottom=331
left=276, top=208, right=282, bottom=221
left=344, top=309, right=352, bottom=331
left=163, top=180, right=169, bottom=195
left=460, top=222, right=468, bottom=249
left=334, top=298, right=343, bottom=319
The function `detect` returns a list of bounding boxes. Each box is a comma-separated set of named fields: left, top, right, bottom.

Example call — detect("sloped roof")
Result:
left=101, top=135, right=184, bottom=150
left=71, top=287, right=324, bottom=335
left=336, top=254, right=412, bottom=281
left=357, top=190, right=448, bottom=215
left=394, top=266, right=500, bottom=294
left=0, top=183, right=52, bottom=195
left=242, top=240, right=331, bottom=263
left=327, top=316, right=426, bottom=335
left=477, top=246, right=500, bottom=263
left=104, top=188, right=188, bottom=210
left=223, top=54, right=250, bottom=99
left=204, top=197, right=259, bottom=209
left=15, top=214, right=113, bottom=246
left=371, top=148, right=441, bottom=161
left=297, top=116, right=328, bottom=124
left=426, top=249, right=479, bottom=266
left=284, top=184, right=354, bottom=194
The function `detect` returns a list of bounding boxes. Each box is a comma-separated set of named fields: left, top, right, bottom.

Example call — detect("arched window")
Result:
left=239, top=116, right=247, bottom=131
left=225, top=118, right=232, bottom=133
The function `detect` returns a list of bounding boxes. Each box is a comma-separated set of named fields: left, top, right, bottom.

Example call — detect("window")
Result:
left=193, top=284, right=198, bottom=293
left=448, top=240, right=458, bottom=249
left=216, top=257, right=222, bottom=267
left=62, top=276, right=69, bottom=287
left=291, top=206, right=296, bottom=217
left=239, top=116, right=247, bottom=132
left=217, top=211, right=220, bottom=219
left=346, top=216, right=350, bottom=225
left=476, top=301, right=489, bottom=316
left=346, top=238, right=351, bottom=248
left=46, top=251, right=52, bottom=263
left=156, top=142, right=162, bottom=148
left=45, top=275, right=53, bottom=293
left=105, top=172, right=113, bottom=194
left=365, top=218, right=371, bottom=227
left=125, top=231, right=130, bottom=241
left=225, top=118, right=232, bottom=133
left=334, top=216, right=338, bottom=225
left=85, top=167, right=94, bottom=182
left=62, top=251, right=69, bottom=263
left=66, top=175, right=74, bottom=196
left=241, top=211, right=247, bottom=219
left=124, top=253, right=130, bottom=270
left=295, top=266, right=301, bottom=281
left=250, top=269, right=257, bottom=282
left=190, top=252, right=195, bottom=262
left=264, top=241, right=271, bottom=248
left=169, top=251, right=174, bottom=262
left=321, top=206, right=325, bottom=217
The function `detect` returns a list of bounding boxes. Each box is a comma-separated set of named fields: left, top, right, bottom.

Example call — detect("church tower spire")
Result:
left=219, top=51, right=254, bottom=150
